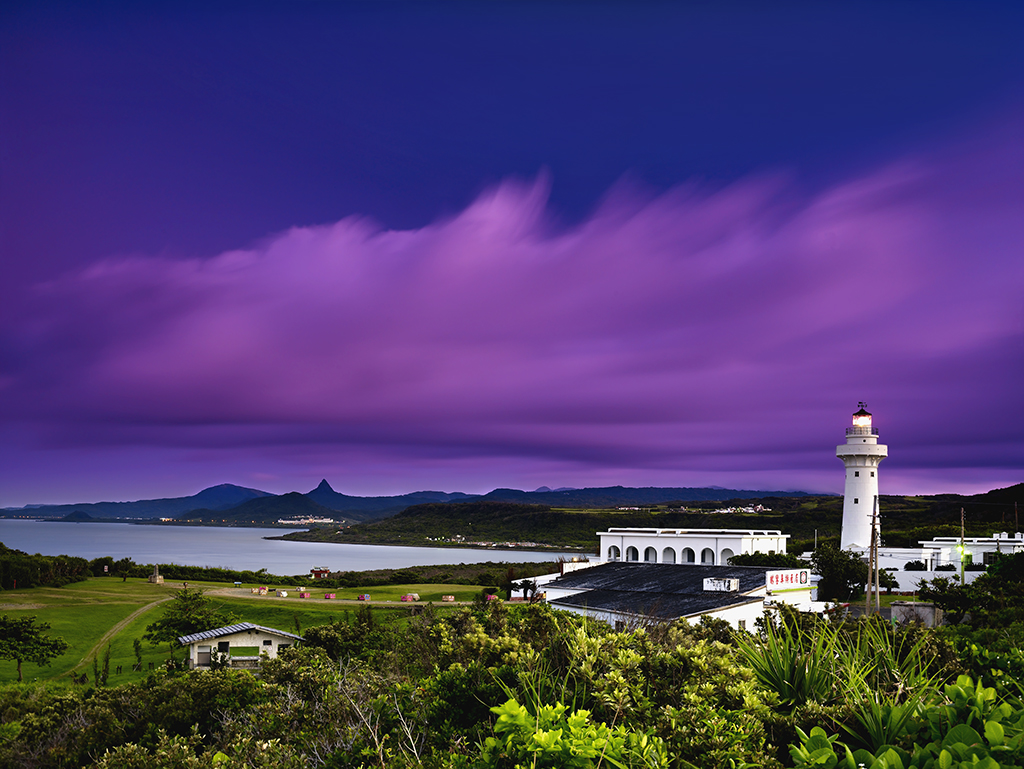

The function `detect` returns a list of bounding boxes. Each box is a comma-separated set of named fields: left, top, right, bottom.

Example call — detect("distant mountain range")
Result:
left=2, top=480, right=828, bottom=525
left=2, top=483, right=273, bottom=520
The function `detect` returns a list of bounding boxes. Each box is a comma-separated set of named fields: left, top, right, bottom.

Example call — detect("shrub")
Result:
left=904, top=560, right=926, bottom=571
left=475, top=697, right=669, bottom=769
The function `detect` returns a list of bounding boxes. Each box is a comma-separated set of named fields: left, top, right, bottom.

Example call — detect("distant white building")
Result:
left=872, top=532, right=1023, bottom=591
left=597, top=528, right=789, bottom=566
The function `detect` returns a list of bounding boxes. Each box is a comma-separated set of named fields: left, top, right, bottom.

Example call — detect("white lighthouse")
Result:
left=837, top=403, right=887, bottom=549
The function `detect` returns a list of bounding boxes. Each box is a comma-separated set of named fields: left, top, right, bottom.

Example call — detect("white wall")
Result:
left=598, top=529, right=789, bottom=566
left=548, top=596, right=767, bottom=631
left=184, top=628, right=297, bottom=668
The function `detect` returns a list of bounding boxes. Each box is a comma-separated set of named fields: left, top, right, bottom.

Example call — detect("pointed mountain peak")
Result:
left=314, top=479, right=335, bottom=492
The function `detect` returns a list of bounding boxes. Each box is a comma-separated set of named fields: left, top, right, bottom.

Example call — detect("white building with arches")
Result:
left=597, top=528, right=789, bottom=566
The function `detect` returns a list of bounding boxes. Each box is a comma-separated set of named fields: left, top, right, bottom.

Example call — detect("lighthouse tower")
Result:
left=837, top=403, right=887, bottom=549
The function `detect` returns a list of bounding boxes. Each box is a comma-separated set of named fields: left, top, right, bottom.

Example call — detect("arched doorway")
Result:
left=701, top=548, right=715, bottom=565
left=626, top=546, right=639, bottom=562
left=682, top=548, right=695, bottom=564
left=644, top=547, right=657, bottom=562
left=608, top=545, right=621, bottom=561
left=662, top=547, right=676, bottom=564
left=720, top=548, right=734, bottom=564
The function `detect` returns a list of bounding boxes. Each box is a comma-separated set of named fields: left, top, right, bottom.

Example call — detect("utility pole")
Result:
left=960, top=507, right=966, bottom=587
left=864, top=498, right=880, bottom=616
left=865, top=520, right=873, bottom=616
left=874, top=497, right=881, bottom=613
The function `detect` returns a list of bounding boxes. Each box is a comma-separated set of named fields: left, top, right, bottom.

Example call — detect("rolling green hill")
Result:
left=274, top=484, right=1024, bottom=553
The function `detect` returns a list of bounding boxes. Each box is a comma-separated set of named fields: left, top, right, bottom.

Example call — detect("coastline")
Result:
left=262, top=530, right=587, bottom=553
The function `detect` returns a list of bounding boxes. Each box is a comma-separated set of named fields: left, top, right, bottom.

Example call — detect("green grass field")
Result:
left=0, top=577, right=485, bottom=684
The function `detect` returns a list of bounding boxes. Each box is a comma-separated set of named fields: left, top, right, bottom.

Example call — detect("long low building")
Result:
left=543, top=562, right=812, bottom=631
left=598, top=527, right=790, bottom=566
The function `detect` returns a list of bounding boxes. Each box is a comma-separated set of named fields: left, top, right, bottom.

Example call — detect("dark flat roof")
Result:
left=545, top=562, right=771, bottom=620
left=550, top=562, right=770, bottom=593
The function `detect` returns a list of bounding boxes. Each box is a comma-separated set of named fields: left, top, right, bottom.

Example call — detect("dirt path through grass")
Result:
left=72, top=597, right=171, bottom=671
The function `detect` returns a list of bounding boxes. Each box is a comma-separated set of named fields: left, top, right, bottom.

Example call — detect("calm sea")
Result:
left=0, top=520, right=585, bottom=575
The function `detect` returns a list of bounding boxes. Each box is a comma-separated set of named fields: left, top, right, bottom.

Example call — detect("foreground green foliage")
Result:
left=0, top=595, right=1021, bottom=769
left=790, top=675, right=1024, bottom=769
left=475, top=698, right=669, bottom=768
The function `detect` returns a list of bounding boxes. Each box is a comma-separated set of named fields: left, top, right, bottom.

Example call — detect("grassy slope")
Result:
left=0, top=577, right=489, bottom=684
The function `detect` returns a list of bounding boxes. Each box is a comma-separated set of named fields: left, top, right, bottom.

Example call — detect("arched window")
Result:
left=644, top=547, right=657, bottom=562
left=608, top=545, right=621, bottom=561
left=701, top=548, right=715, bottom=565
left=662, top=547, right=676, bottom=564
left=682, top=548, right=695, bottom=564
left=720, top=548, right=734, bottom=564
left=626, top=546, right=639, bottom=562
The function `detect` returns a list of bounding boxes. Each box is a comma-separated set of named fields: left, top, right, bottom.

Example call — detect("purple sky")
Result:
left=2, top=2, right=1023, bottom=506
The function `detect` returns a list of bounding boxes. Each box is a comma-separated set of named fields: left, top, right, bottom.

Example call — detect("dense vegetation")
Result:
left=919, top=551, right=1024, bottom=629
left=0, top=544, right=91, bottom=590
left=2, top=542, right=558, bottom=594
left=2, top=593, right=1023, bottom=769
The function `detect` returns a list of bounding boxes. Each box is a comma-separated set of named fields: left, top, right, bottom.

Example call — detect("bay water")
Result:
left=0, top=519, right=584, bottom=575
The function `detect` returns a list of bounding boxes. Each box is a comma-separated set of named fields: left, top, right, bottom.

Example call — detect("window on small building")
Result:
left=854, top=498, right=859, bottom=504
left=854, top=471, right=860, bottom=477
left=263, top=639, right=272, bottom=646
left=984, top=551, right=1001, bottom=565
left=871, top=471, right=875, bottom=477
left=737, top=620, right=746, bottom=631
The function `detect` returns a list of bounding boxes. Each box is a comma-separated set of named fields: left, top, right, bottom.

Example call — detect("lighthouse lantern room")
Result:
left=837, top=403, right=888, bottom=549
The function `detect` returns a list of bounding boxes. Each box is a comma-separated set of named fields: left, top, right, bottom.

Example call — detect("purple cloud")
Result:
left=2, top=116, right=1022, bottom=504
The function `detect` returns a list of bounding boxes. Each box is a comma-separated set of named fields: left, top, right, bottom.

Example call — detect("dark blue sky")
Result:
left=5, top=2, right=1021, bottom=287
left=2, top=2, right=1022, bottom=504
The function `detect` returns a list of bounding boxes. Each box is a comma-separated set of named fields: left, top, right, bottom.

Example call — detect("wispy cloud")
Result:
left=3, top=116, right=1022, bottom=497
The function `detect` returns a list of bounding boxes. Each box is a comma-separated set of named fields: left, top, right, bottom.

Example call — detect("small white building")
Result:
left=178, top=622, right=303, bottom=670
left=864, top=532, right=1024, bottom=591
left=597, top=528, right=789, bottom=566
left=918, top=532, right=1024, bottom=565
